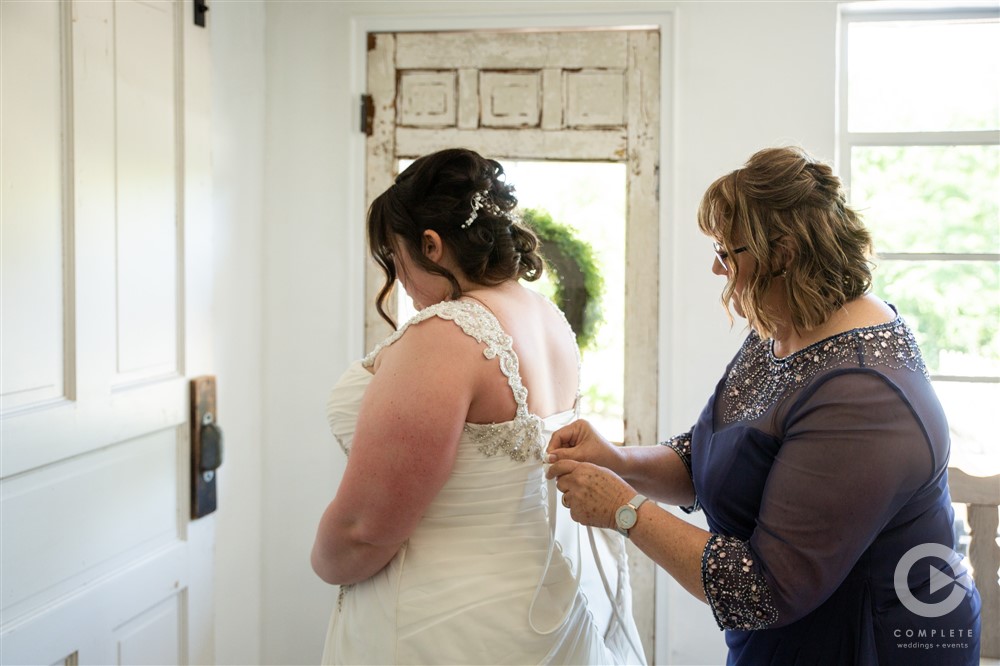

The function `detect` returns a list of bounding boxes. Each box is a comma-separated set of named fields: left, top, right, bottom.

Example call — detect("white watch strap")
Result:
left=617, top=494, right=648, bottom=538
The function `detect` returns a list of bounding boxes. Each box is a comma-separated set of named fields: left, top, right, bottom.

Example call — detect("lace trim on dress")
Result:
left=336, top=584, right=352, bottom=613
left=661, top=431, right=700, bottom=513
left=702, top=534, right=779, bottom=631
left=465, top=419, right=545, bottom=462
left=466, top=295, right=584, bottom=462
left=719, top=316, right=927, bottom=425
left=361, top=300, right=496, bottom=369
left=362, top=299, right=548, bottom=463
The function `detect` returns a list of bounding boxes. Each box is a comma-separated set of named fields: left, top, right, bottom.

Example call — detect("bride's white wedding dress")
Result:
left=322, top=299, right=646, bottom=665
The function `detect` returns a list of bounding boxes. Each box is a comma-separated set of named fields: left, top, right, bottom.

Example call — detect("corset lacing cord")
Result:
left=588, top=525, right=645, bottom=662
left=527, top=479, right=646, bottom=664
left=528, top=476, right=583, bottom=634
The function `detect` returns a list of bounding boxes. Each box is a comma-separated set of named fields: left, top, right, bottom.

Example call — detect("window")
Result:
left=839, top=4, right=1000, bottom=473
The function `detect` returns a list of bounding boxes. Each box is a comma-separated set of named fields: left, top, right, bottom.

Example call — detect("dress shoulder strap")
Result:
left=361, top=299, right=531, bottom=420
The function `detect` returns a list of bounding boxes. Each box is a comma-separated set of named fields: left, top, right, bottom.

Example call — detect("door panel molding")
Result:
left=0, top=542, right=188, bottom=665
left=395, top=127, right=628, bottom=160
left=114, top=0, right=179, bottom=381
left=1, top=428, right=180, bottom=615
left=0, top=0, right=69, bottom=414
left=394, top=31, right=629, bottom=69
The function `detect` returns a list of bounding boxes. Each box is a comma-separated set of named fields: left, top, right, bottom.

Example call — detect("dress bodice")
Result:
left=329, top=298, right=579, bottom=463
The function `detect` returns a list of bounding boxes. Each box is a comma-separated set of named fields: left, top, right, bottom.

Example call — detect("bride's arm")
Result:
left=311, top=319, right=482, bottom=585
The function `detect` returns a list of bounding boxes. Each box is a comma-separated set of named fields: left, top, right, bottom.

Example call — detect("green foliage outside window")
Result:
left=852, top=145, right=1000, bottom=376
left=520, top=208, right=605, bottom=352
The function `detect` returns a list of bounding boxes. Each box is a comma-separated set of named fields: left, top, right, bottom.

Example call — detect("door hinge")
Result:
left=361, top=94, right=374, bottom=137
left=194, top=0, right=209, bottom=27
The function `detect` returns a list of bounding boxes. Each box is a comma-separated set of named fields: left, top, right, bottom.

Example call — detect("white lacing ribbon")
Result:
left=526, top=479, right=645, bottom=663
left=587, top=526, right=645, bottom=663
left=528, top=476, right=583, bottom=634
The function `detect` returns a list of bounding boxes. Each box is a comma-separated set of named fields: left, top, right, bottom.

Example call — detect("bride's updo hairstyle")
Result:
left=367, top=148, right=544, bottom=328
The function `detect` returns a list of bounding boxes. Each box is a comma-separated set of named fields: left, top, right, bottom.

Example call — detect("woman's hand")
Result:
left=546, top=459, right=635, bottom=530
left=546, top=419, right=627, bottom=474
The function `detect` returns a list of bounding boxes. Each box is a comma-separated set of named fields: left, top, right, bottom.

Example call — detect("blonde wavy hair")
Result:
left=697, top=146, right=875, bottom=338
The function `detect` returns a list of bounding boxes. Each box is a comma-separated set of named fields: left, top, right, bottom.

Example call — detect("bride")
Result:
left=311, top=148, right=645, bottom=665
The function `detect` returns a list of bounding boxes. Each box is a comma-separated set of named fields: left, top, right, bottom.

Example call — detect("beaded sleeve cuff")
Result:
left=701, top=534, right=778, bottom=631
left=661, top=432, right=699, bottom=513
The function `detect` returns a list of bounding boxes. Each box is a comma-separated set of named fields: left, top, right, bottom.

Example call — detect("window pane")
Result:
left=873, top=260, right=1000, bottom=377
left=851, top=145, right=1000, bottom=254
left=934, top=380, right=1000, bottom=474
left=847, top=19, right=1000, bottom=133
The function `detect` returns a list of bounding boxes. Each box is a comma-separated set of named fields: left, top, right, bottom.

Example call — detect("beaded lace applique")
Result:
left=719, top=317, right=927, bottom=425
left=702, top=534, right=779, bottom=631
left=363, top=299, right=565, bottom=463
left=336, top=584, right=352, bottom=612
left=661, top=431, right=699, bottom=513
left=663, top=431, right=693, bottom=477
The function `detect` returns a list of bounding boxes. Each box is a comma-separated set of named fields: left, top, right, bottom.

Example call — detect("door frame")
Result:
left=346, top=8, right=677, bottom=663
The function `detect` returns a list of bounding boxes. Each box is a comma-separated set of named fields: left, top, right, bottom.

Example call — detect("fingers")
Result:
left=550, top=462, right=635, bottom=531
left=546, top=419, right=591, bottom=454
left=546, top=424, right=574, bottom=454
left=545, top=458, right=579, bottom=480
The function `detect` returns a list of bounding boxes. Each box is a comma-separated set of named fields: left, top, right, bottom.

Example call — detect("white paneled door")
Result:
left=364, top=29, right=660, bottom=661
left=1, top=1, right=214, bottom=664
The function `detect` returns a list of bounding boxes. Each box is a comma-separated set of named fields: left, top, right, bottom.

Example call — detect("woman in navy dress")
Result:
left=547, top=146, right=981, bottom=665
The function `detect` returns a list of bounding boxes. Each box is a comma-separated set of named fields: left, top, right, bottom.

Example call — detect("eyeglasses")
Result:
left=713, top=241, right=748, bottom=273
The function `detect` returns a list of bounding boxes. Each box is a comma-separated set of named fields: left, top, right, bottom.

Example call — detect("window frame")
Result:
left=837, top=2, right=1000, bottom=385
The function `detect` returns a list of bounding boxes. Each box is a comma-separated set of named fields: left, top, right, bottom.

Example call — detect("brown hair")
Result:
left=697, top=146, right=874, bottom=337
left=367, top=148, right=543, bottom=328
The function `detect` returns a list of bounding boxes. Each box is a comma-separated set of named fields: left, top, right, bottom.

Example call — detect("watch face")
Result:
left=616, top=505, right=637, bottom=530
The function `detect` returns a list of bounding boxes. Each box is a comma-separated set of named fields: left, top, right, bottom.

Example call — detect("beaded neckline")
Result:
left=720, top=314, right=927, bottom=425
left=766, top=314, right=900, bottom=364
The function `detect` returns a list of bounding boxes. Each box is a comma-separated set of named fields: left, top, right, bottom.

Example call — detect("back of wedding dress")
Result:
left=323, top=300, right=645, bottom=665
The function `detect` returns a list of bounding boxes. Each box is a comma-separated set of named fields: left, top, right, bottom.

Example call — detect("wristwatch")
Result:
left=614, top=494, right=648, bottom=538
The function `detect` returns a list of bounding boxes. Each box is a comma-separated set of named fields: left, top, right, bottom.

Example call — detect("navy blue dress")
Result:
left=666, top=314, right=981, bottom=665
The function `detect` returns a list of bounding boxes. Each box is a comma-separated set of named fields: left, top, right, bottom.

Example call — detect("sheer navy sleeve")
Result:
left=702, top=370, right=935, bottom=630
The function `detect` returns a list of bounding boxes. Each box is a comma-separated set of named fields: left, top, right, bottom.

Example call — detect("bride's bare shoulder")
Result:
left=373, top=308, right=488, bottom=372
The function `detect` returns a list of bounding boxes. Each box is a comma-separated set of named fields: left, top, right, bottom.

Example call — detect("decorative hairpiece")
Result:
left=461, top=190, right=518, bottom=229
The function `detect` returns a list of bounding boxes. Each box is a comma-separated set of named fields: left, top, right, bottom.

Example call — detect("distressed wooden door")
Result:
left=0, top=1, right=214, bottom=663
left=364, top=29, right=660, bottom=659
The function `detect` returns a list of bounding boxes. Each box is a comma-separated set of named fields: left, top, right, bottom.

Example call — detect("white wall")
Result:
left=248, top=1, right=840, bottom=664
left=210, top=3, right=266, bottom=664
left=663, top=3, right=838, bottom=663
left=259, top=4, right=358, bottom=662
